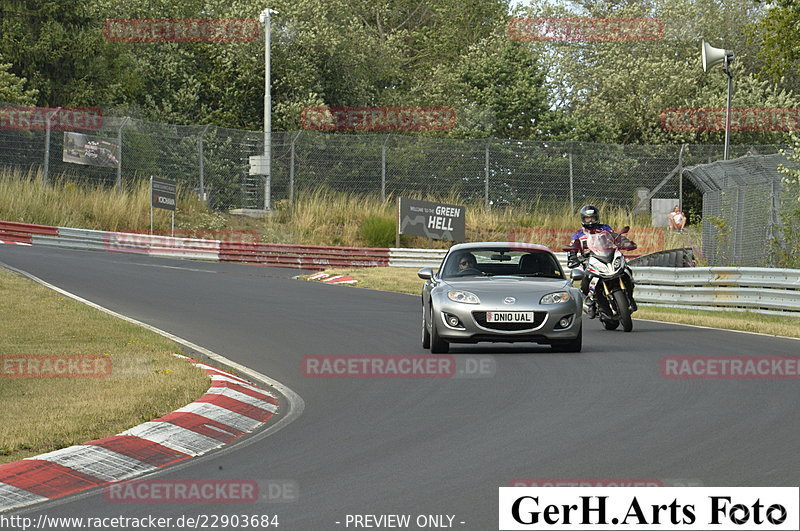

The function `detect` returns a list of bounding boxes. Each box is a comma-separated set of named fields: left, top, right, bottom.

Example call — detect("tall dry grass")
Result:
left=262, top=189, right=660, bottom=248
left=0, top=170, right=687, bottom=251
left=0, top=167, right=217, bottom=232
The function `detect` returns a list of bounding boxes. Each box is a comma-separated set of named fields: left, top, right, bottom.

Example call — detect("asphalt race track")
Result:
left=1, top=245, right=798, bottom=530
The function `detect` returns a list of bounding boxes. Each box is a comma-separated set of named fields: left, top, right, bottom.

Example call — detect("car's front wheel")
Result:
left=422, top=306, right=431, bottom=349
left=429, top=308, right=449, bottom=354
left=550, top=326, right=582, bottom=353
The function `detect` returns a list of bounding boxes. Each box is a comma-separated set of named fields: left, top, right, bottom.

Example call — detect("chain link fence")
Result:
left=0, top=102, right=790, bottom=223
left=684, top=153, right=798, bottom=267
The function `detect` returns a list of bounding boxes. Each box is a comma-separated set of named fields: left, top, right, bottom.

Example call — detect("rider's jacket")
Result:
left=567, top=225, right=637, bottom=267
left=569, top=224, right=614, bottom=255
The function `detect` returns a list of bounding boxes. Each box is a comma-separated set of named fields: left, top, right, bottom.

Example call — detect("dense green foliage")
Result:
left=0, top=0, right=797, bottom=144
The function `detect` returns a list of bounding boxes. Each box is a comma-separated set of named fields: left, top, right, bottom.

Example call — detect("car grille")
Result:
left=472, top=311, right=547, bottom=331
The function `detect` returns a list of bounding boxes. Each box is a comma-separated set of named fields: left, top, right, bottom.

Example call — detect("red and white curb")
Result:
left=307, top=272, right=358, bottom=284
left=0, top=357, right=279, bottom=512
left=0, top=263, right=304, bottom=514
left=0, top=240, right=31, bottom=246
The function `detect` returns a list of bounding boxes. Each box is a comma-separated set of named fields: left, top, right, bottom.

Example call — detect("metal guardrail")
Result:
left=3, top=221, right=798, bottom=314
left=389, top=248, right=799, bottom=315
left=633, top=267, right=800, bottom=314
left=1, top=221, right=389, bottom=270
left=221, top=242, right=389, bottom=269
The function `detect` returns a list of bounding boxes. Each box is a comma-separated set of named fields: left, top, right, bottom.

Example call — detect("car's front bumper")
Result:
left=432, top=298, right=582, bottom=345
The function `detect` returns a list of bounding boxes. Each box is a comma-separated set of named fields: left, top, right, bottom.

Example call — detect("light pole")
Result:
left=260, top=8, right=277, bottom=210
left=702, top=40, right=735, bottom=160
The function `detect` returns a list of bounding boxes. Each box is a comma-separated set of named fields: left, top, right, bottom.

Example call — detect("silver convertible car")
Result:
left=418, top=242, right=584, bottom=353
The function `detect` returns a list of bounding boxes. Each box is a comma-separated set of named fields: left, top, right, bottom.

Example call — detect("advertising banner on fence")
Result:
left=63, top=132, right=120, bottom=168
left=151, top=177, right=177, bottom=211
left=398, top=198, right=466, bottom=241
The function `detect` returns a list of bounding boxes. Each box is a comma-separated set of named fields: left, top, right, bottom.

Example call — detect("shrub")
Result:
left=359, top=216, right=396, bottom=247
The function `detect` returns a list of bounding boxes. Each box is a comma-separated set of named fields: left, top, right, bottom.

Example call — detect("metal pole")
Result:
left=485, top=140, right=490, bottom=213
left=149, top=176, right=154, bottom=235
left=199, top=124, right=210, bottom=201
left=568, top=147, right=574, bottom=212
left=289, top=130, right=301, bottom=204
left=395, top=198, right=401, bottom=248
left=43, top=107, right=61, bottom=184
left=381, top=134, right=390, bottom=202
left=724, top=62, right=733, bottom=161
left=116, top=116, right=130, bottom=192
left=678, top=144, right=685, bottom=209
left=262, top=9, right=274, bottom=211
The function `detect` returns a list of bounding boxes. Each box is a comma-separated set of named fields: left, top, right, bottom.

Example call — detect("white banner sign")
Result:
left=499, top=487, right=799, bottom=530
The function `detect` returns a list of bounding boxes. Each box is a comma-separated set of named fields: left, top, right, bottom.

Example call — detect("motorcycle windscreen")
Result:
left=584, top=231, right=616, bottom=263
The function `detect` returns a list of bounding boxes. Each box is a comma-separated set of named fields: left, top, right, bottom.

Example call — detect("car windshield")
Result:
left=441, top=248, right=563, bottom=279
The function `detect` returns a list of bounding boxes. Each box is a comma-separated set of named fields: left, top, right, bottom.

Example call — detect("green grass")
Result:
left=308, top=267, right=800, bottom=339
left=0, top=268, right=210, bottom=464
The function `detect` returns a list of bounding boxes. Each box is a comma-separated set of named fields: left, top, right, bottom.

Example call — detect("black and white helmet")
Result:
left=579, top=205, right=601, bottom=229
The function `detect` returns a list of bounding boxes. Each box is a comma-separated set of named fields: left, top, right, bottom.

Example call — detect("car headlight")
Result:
left=540, top=291, right=571, bottom=304
left=447, top=290, right=480, bottom=304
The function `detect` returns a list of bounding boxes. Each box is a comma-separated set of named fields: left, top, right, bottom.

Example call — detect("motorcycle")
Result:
left=563, top=226, right=637, bottom=332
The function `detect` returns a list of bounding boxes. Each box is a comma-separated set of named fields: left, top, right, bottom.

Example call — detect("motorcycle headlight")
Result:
left=447, top=290, right=480, bottom=304
left=613, top=256, right=623, bottom=269
left=540, top=291, right=571, bottom=304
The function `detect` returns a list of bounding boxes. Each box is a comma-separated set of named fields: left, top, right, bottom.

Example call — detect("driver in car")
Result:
left=458, top=252, right=478, bottom=272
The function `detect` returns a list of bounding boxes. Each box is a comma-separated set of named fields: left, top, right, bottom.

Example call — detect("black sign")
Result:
left=398, top=198, right=466, bottom=241
left=151, top=177, right=177, bottom=211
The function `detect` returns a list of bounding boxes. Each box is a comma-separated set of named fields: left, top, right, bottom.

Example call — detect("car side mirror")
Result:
left=418, top=267, right=434, bottom=280
left=570, top=269, right=585, bottom=282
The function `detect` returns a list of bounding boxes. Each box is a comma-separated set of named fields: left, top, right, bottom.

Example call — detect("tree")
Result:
left=0, top=61, right=37, bottom=104
left=518, top=0, right=800, bottom=145
left=0, top=0, right=140, bottom=107
left=417, top=34, right=557, bottom=139
left=753, top=0, right=800, bottom=82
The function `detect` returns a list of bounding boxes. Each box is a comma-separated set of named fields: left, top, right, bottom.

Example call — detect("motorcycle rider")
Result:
left=566, top=205, right=637, bottom=318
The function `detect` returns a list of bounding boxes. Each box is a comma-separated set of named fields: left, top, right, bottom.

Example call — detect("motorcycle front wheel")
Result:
left=612, top=290, right=633, bottom=332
